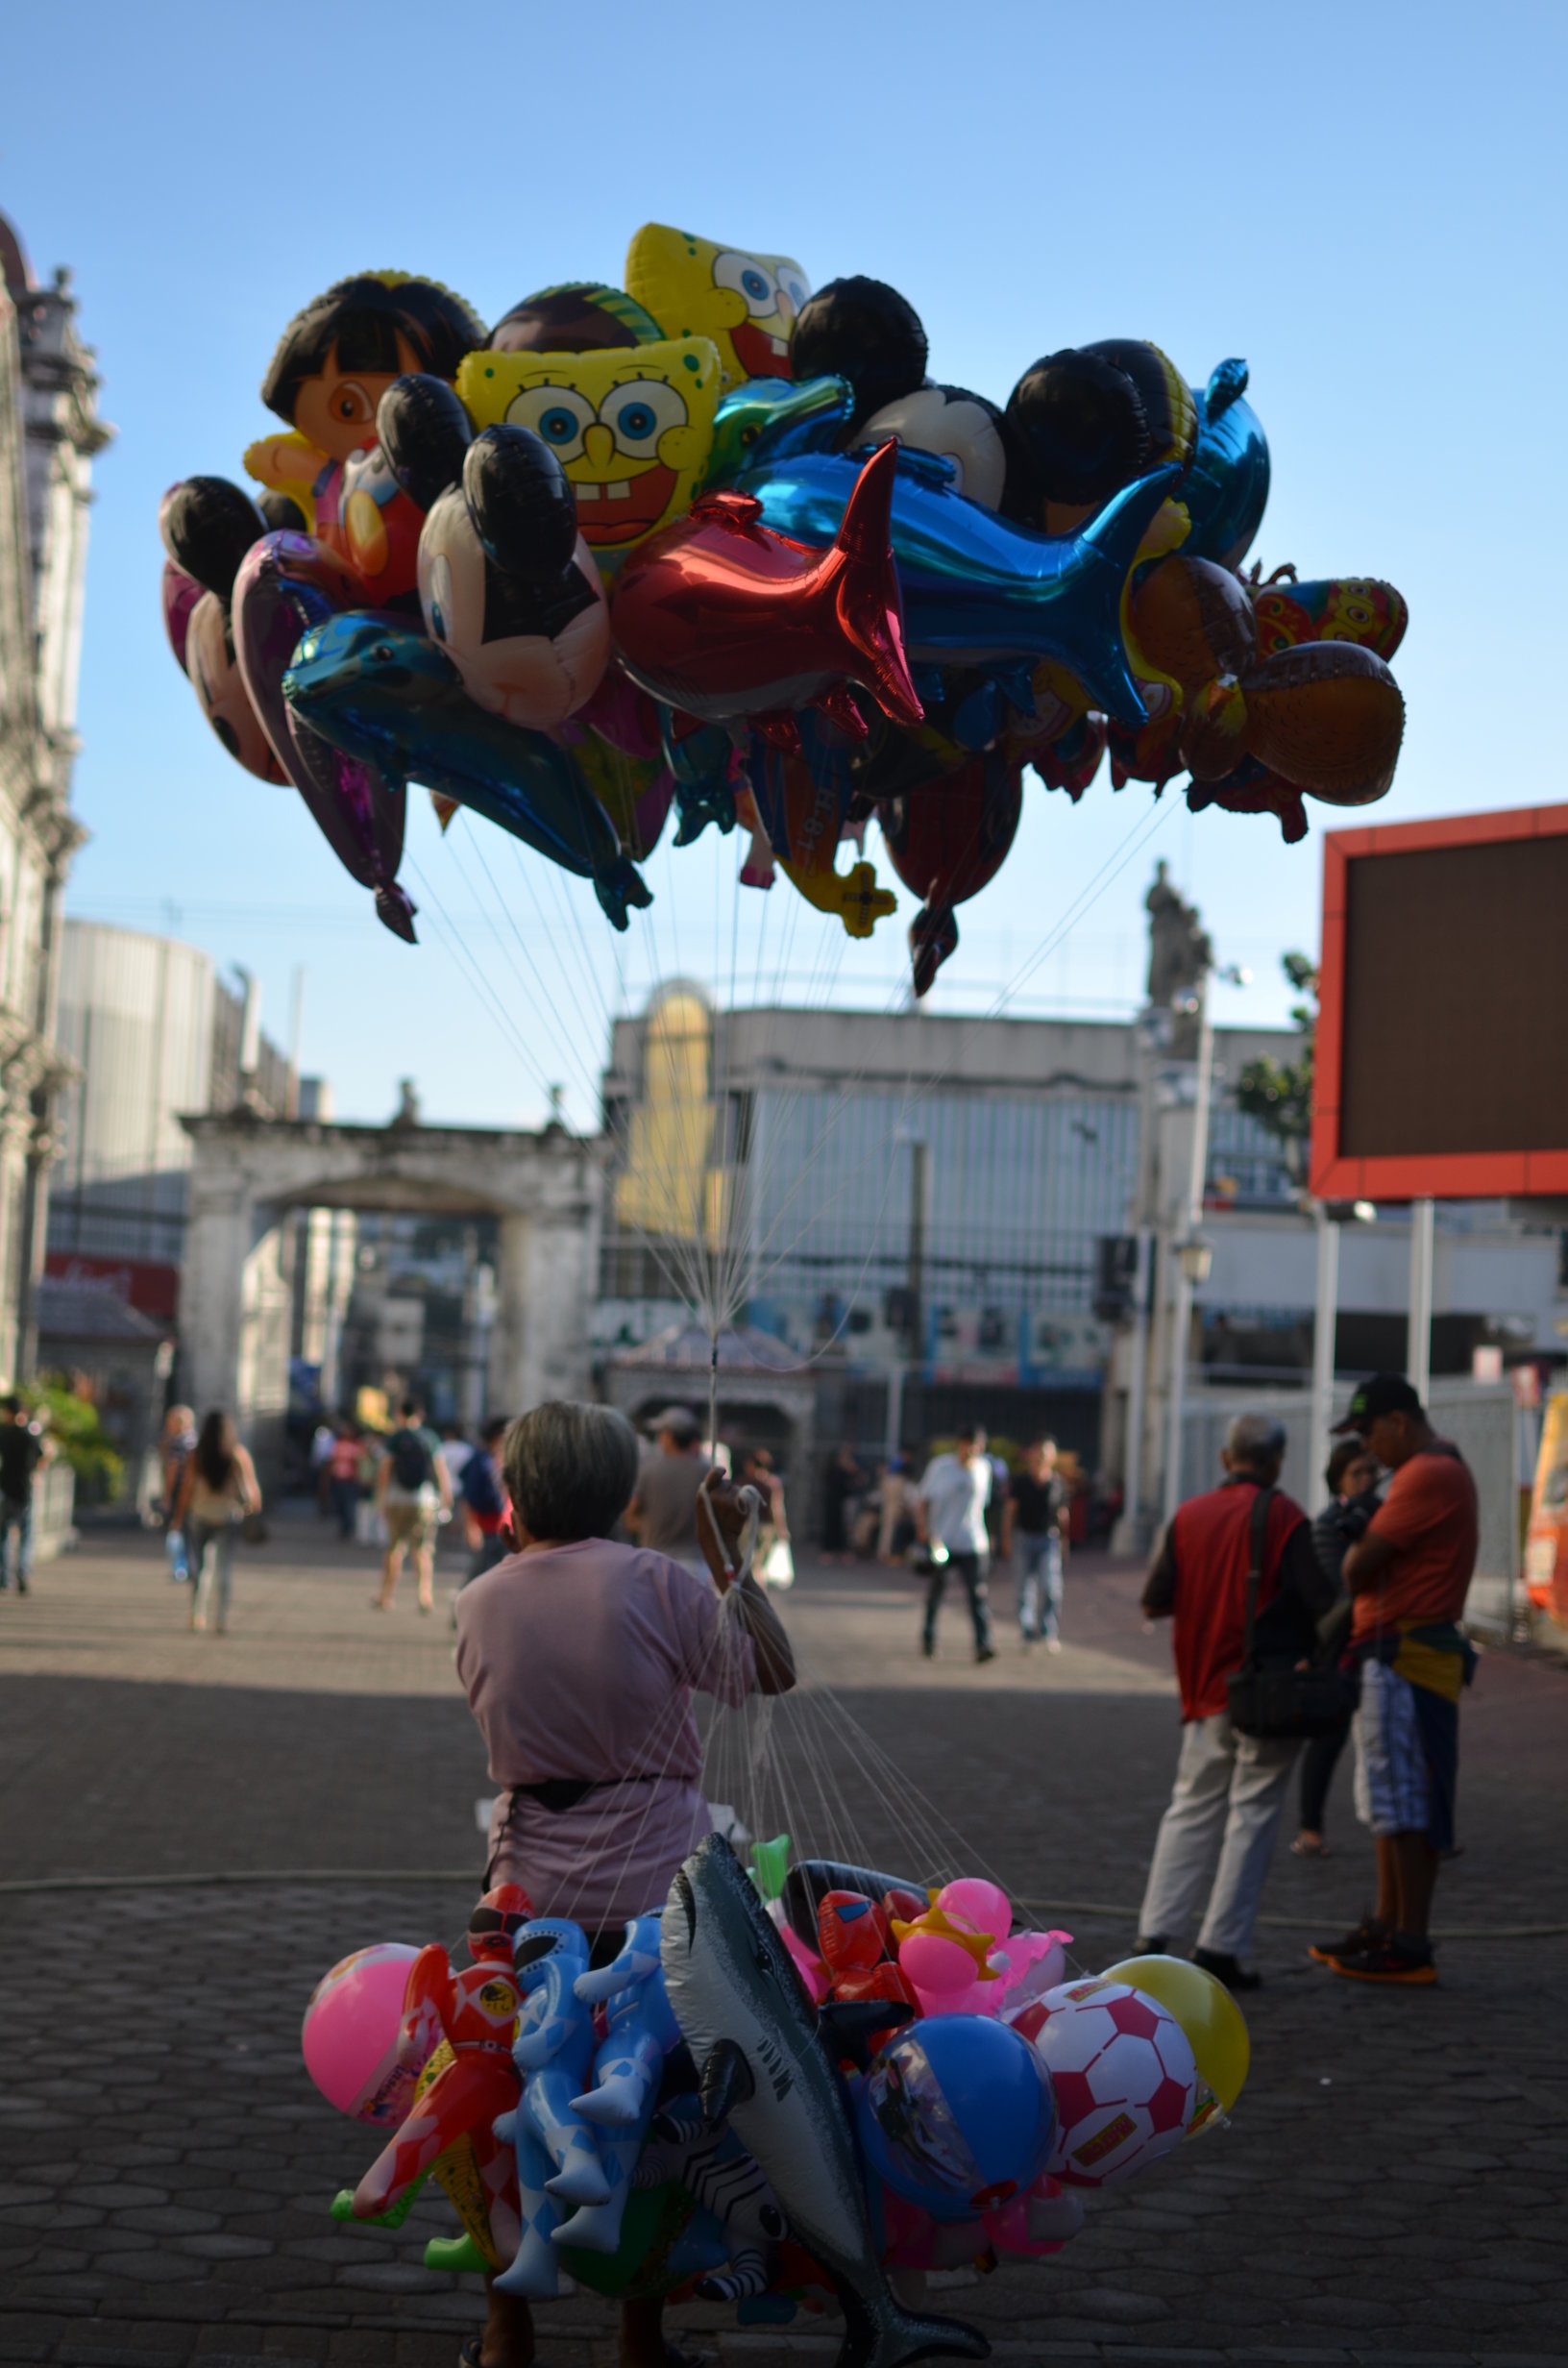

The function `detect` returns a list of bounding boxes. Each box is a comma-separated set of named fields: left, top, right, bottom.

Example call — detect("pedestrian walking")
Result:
left=172, top=1410, right=261, bottom=1635
left=916, top=1425, right=996, bottom=1663
left=1135, top=1412, right=1335, bottom=1989
left=159, top=1404, right=197, bottom=1584
left=821, top=1442, right=865, bottom=1561
left=454, top=1399, right=795, bottom=2368
left=0, top=1394, right=52, bottom=1595
left=625, top=1406, right=709, bottom=1574
left=1310, top=1374, right=1479, bottom=1986
left=739, top=1445, right=793, bottom=1586
left=372, top=1397, right=451, bottom=1613
left=460, top=1414, right=512, bottom=1584
left=436, top=1420, right=474, bottom=1492
left=877, top=1455, right=916, bottom=1561
left=310, top=1417, right=336, bottom=1517
left=1291, top=1438, right=1381, bottom=1859
left=327, top=1420, right=364, bottom=1540
left=1008, top=1436, right=1070, bottom=1650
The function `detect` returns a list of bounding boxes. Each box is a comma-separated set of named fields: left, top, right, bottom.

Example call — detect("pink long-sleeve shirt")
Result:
left=453, top=1537, right=757, bottom=1929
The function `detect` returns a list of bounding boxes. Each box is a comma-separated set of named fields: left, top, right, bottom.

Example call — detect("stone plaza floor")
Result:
left=1, top=1511, right=1564, bottom=2368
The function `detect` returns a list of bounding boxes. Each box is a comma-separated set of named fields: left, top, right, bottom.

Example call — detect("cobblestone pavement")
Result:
left=2, top=1515, right=1564, bottom=2368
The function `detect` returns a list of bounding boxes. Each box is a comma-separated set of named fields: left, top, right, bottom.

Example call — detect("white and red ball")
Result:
left=1010, top=1977, right=1195, bottom=2187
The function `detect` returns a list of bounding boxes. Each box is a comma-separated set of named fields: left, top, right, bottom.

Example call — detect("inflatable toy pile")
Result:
left=305, top=1837, right=1249, bottom=2358
left=163, top=226, right=1409, bottom=989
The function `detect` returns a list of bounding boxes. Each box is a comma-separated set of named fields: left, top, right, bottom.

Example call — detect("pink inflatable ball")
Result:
left=302, top=1942, right=422, bottom=2125
left=936, top=1878, right=1012, bottom=1943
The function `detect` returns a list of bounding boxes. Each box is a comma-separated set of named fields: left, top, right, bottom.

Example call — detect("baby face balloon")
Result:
left=456, top=339, right=722, bottom=566
left=625, top=223, right=810, bottom=385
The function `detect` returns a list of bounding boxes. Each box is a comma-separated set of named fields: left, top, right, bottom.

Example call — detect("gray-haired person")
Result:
left=1134, top=1412, right=1335, bottom=1989
left=454, top=1398, right=793, bottom=2368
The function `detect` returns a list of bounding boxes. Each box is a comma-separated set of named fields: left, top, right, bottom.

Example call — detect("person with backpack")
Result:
left=372, top=1396, right=451, bottom=1614
left=1133, top=1412, right=1335, bottom=1990
left=460, top=1415, right=511, bottom=1584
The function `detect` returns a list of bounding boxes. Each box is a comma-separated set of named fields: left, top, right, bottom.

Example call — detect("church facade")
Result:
left=0, top=211, right=110, bottom=1381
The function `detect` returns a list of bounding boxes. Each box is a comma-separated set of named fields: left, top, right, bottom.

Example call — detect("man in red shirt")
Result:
left=1135, top=1413, right=1335, bottom=1990
left=1311, top=1374, right=1478, bottom=1986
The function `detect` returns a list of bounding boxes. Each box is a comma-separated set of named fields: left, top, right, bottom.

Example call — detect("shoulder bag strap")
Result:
left=1240, top=1485, right=1275, bottom=1666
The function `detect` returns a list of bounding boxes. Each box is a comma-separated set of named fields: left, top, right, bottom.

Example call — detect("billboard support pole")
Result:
left=1409, top=1196, right=1435, bottom=1402
left=1310, top=1203, right=1340, bottom=1500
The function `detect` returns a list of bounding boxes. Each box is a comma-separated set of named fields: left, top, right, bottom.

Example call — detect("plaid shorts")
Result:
left=1354, top=1657, right=1458, bottom=1852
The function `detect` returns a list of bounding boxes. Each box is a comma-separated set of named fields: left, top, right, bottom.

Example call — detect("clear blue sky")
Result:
left=6, top=0, right=1563, bottom=1126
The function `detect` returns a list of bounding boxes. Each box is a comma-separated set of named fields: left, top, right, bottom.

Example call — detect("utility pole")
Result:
left=1163, top=974, right=1216, bottom=1525
left=887, top=1128, right=927, bottom=1462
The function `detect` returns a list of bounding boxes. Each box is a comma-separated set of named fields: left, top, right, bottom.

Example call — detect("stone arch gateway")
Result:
left=180, top=1112, right=601, bottom=1473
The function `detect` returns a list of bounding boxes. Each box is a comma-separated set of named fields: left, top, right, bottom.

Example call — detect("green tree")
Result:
left=30, top=1379, right=125, bottom=1503
left=1235, top=951, right=1316, bottom=1183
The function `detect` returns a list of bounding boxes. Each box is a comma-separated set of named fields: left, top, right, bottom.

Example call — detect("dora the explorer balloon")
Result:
left=625, top=223, right=809, bottom=385
left=246, top=273, right=484, bottom=606
left=456, top=336, right=723, bottom=572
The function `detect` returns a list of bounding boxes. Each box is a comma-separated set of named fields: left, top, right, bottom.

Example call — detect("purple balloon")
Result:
left=160, top=557, right=204, bottom=678
left=233, top=530, right=417, bottom=942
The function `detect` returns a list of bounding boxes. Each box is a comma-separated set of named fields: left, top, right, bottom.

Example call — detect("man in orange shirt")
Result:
left=1311, top=1374, right=1478, bottom=1986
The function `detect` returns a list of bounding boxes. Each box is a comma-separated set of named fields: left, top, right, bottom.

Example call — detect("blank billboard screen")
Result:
left=1338, top=834, right=1568, bottom=1156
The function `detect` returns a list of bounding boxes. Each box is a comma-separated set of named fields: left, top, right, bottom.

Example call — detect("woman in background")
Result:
left=173, top=1410, right=261, bottom=1636
left=159, top=1404, right=196, bottom=1585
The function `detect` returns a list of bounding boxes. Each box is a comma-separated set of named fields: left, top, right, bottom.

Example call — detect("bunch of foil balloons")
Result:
left=159, top=225, right=1408, bottom=989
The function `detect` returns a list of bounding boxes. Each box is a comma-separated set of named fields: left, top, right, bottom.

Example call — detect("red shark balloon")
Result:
left=608, top=438, right=922, bottom=749
left=882, top=746, right=1024, bottom=997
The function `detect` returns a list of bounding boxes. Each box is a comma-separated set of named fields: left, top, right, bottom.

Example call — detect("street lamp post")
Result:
left=1158, top=956, right=1251, bottom=1527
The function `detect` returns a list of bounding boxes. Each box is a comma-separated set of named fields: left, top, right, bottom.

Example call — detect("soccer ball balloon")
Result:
left=1011, top=1977, right=1196, bottom=2187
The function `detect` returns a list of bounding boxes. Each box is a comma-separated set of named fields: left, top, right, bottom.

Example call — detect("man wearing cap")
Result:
left=1310, top=1374, right=1478, bottom=1986
left=1135, top=1412, right=1335, bottom=1990
left=625, top=1407, right=710, bottom=1573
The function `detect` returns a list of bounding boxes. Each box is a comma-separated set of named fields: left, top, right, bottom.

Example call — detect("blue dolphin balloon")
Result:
left=1179, top=359, right=1270, bottom=570
left=732, top=443, right=1177, bottom=725
left=282, top=614, right=652, bottom=929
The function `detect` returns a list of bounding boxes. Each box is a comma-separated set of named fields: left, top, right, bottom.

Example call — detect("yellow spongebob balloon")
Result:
left=625, top=224, right=810, bottom=386
left=455, top=337, right=722, bottom=568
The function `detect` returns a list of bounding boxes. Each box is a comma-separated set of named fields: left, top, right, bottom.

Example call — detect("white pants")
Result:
left=1137, top=1711, right=1300, bottom=1960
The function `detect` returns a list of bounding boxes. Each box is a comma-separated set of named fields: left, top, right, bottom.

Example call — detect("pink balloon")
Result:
left=937, top=1878, right=1013, bottom=1941
left=768, top=1900, right=828, bottom=2003
left=899, top=1932, right=979, bottom=1994
left=302, top=1942, right=421, bottom=2126
left=994, top=1929, right=1071, bottom=2008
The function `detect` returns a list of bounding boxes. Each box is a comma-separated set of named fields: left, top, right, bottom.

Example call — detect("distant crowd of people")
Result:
left=150, top=1366, right=1480, bottom=2003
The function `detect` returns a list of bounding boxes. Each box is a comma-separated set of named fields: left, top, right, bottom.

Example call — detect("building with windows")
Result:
left=597, top=981, right=1568, bottom=1531
left=0, top=210, right=110, bottom=1381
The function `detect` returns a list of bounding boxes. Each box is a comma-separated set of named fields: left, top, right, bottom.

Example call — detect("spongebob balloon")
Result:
left=625, top=224, right=810, bottom=386
left=456, top=337, right=723, bottom=571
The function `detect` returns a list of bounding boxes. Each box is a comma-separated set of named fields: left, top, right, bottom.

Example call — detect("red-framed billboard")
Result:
left=1311, top=802, right=1568, bottom=1200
